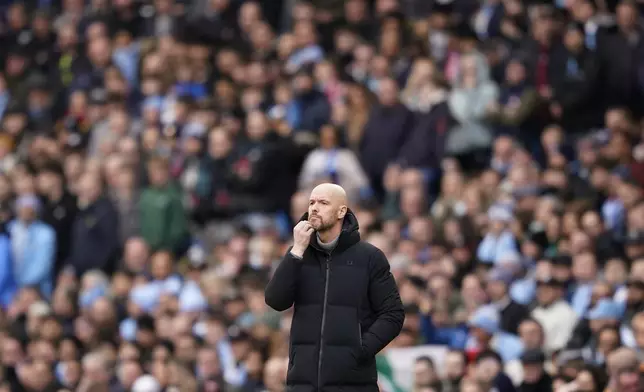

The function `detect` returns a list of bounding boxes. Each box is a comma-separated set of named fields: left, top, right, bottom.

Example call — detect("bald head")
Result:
left=311, top=183, right=347, bottom=205
left=308, top=183, right=348, bottom=237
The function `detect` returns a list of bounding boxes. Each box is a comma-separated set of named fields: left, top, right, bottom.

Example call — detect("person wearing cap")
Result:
left=477, top=204, right=518, bottom=265
left=7, top=194, right=56, bottom=298
left=265, top=183, right=404, bottom=391
left=470, top=350, right=517, bottom=392
left=466, top=305, right=524, bottom=363
left=519, top=349, right=552, bottom=392
left=531, top=276, right=578, bottom=354
left=580, top=299, right=624, bottom=365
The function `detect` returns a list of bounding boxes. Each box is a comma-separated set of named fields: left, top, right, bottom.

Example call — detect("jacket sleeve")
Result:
left=265, top=250, right=302, bottom=311
left=362, top=249, right=404, bottom=359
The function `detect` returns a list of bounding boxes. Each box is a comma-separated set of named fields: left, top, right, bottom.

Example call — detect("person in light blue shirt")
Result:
left=477, top=205, right=518, bottom=264
left=7, top=195, right=56, bottom=298
left=285, top=21, right=325, bottom=74
left=466, top=305, right=524, bottom=363
left=571, top=253, right=599, bottom=316
left=581, top=299, right=625, bottom=365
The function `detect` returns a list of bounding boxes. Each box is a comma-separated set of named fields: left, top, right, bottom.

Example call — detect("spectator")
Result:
left=299, top=124, right=369, bottom=203
left=290, top=67, right=331, bottom=135
left=140, top=155, right=189, bottom=254
left=466, top=305, right=524, bottom=363
left=361, top=77, right=413, bottom=198
left=532, top=277, right=579, bottom=354
left=8, top=194, right=56, bottom=298
left=446, top=52, right=499, bottom=160
left=486, top=268, right=531, bottom=335
left=518, top=349, right=552, bottom=392
left=38, top=163, right=78, bottom=276
left=487, top=58, right=540, bottom=140
left=67, top=173, right=120, bottom=276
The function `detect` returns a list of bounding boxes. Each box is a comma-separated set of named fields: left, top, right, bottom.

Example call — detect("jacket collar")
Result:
left=299, top=209, right=361, bottom=254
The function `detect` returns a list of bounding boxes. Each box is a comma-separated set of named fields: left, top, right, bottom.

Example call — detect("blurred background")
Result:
left=0, top=0, right=643, bottom=391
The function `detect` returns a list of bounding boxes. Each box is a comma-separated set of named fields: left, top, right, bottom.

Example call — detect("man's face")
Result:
left=293, top=74, right=313, bottom=95
left=522, top=363, right=543, bottom=383
left=308, top=188, right=343, bottom=232
left=378, top=79, right=398, bottom=106
left=197, top=349, right=220, bottom=379
left=414, top=361, right=436, bottom=387
left=37, top=172, right=58, bottom=195
left=627, top=285, right=644, bottom=305
left=148, top=163, right=169, bottom=186
left=617, top=4, right=637, bottom=31
left=519, top=321, right=542, bottom=350
left=78, top=175, right=101, bottom=205
left=632, top=317, right=644, bottom=349
left=536, top=284, right=559, bottom=306
left=486, top=280, right=506, bottom=301
left=2, top=338, right=23, bottom=366
left=617, top=370, right=642, bottom=392
left=17, top=205, right=36, bottom=222
left=444, top=353, right=465, bottom=380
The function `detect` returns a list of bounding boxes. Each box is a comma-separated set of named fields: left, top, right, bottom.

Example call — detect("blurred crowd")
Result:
left=0, top=0, right=643, bottom=391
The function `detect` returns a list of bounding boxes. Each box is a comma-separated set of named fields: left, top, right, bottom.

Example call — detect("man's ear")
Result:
left=338, top=205, right=347, bottom=220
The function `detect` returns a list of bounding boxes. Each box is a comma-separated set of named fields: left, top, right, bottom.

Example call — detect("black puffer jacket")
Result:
left=265, top=211, right=404, bottom=392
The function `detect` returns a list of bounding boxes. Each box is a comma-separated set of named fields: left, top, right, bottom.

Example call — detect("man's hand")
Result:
left=291, top=221, right=314, bottom=258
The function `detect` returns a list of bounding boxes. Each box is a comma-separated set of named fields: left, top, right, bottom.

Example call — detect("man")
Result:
left=466, top=305, right=524, bottom=363
left=7, top=194, right=56, bottom=298
left=67, top=173, right=120, bottom=277
left=531, top=276, right=578, bottom=354
left=265, top=183, right=404, bottom=391
left=441, top=350, right=467, bottom=392
left=140, top=156, right=190, bottom=255
left=360, top=77, right=413, bottom=199
left=413, top=356, right=441, bottom=392
left=37, top=163, right=77, bottom=278
left=486, top=268, right=530, bottom=335
left=605, top=347, right=642, bottom=392
left=518, top=350, right=552, bottom=392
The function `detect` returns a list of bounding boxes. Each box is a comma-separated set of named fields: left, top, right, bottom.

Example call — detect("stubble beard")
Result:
left=310, top=216, right=334, bottom=233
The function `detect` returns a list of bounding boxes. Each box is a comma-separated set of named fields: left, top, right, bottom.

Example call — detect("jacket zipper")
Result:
left=358, top=323, right=362, bottom=346
left=317, top=256, right=331, bottom=390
